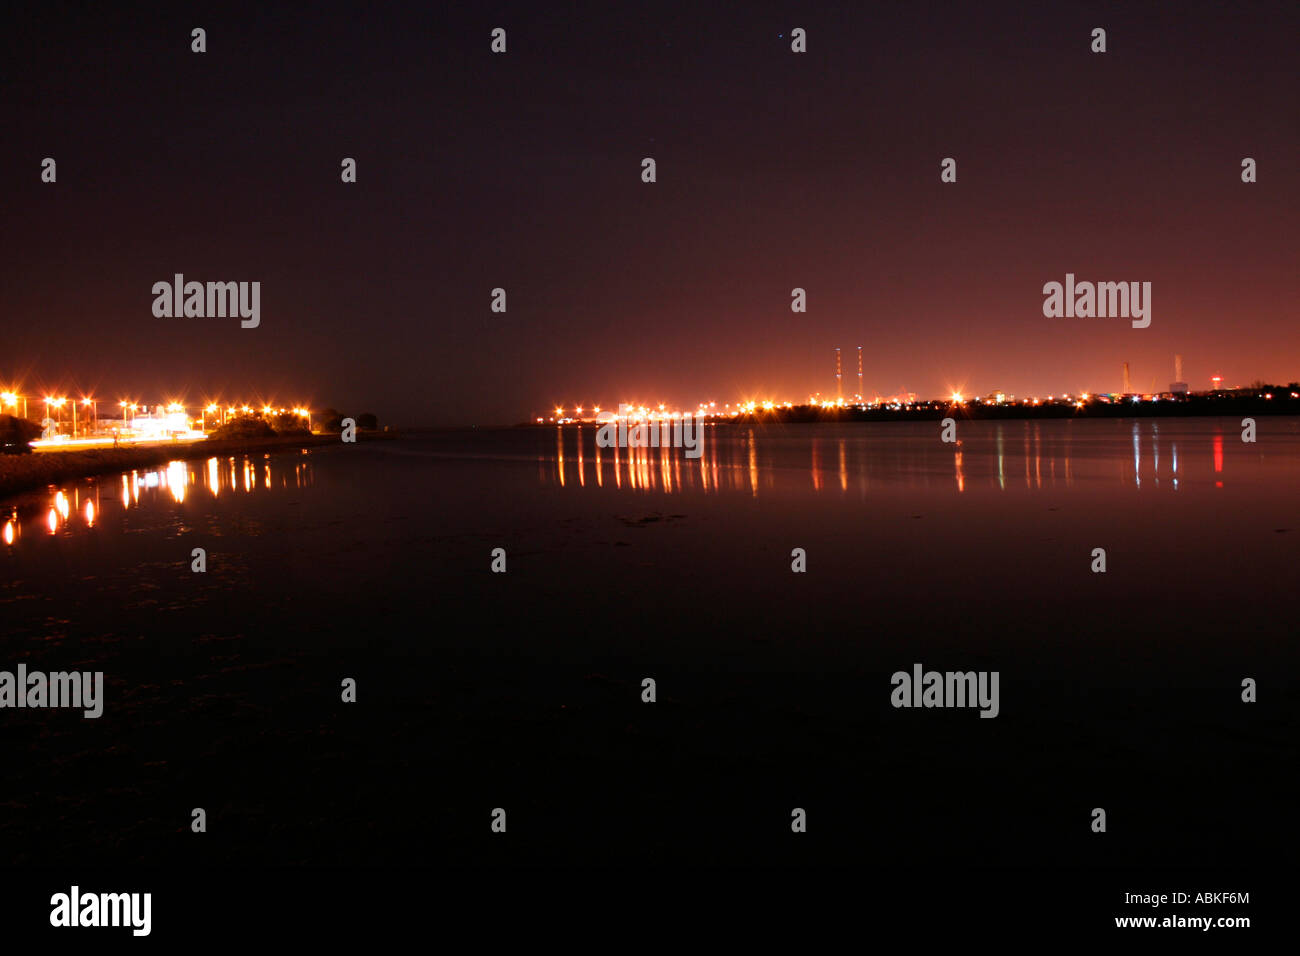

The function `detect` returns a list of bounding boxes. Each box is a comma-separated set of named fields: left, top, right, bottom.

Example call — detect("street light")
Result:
left=46, top=397, right=66, bottom=438
left=1, top=391, right=27, bottom=419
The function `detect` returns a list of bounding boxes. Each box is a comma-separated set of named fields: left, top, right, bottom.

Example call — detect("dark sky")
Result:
left=4, top=0, right=1297, bottom=425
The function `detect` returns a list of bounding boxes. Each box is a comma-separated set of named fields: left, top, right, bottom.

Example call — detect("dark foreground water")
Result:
left=0, top=419, right=1296, bottom=867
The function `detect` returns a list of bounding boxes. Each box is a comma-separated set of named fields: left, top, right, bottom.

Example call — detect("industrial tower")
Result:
left=1170, top=354, right=1189, bottom=394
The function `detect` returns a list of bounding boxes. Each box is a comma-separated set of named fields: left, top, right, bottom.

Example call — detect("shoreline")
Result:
left=0, top=432, right=396, bottom=502
left=517, top=395, right=1300, bottom=427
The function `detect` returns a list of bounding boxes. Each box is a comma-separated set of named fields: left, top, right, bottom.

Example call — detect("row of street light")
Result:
left=2, top=389, right=311, bottom=439
left=199, top=404, right=313, bottom=430
left=3, top=392, right=97, bottom=436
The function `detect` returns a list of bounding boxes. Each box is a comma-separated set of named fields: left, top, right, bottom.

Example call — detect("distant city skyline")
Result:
left=534, top=376, right=1299, bottom=425
left=2, top=347, right=1293, bottom=431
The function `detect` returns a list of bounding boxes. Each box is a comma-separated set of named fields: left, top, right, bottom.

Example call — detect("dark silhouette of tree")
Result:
left=209, top=416, right=275, bottom=440
left=270, top=412, right=310, bottom=435
left=318, top=407, right=345, bottom=431
left=0, top=414, right=41, bottom=453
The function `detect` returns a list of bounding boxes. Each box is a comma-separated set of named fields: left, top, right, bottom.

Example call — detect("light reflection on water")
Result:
left=534, top=420, right=1298, bottom=496
left=1, top=454, right=313, bottom=545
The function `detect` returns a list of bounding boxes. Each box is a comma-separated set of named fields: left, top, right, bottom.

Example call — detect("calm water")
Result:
left=532, top=417, right=1296, bottom=495
left=4, top=418, right=1296, bottom=621
left=1, top=418, right=1296, bottom=866
left=5, top=416, right=1297, bottom=532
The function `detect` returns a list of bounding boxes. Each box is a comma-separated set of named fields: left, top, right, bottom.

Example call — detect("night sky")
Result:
left=5, top=0, right=1297, bottom=425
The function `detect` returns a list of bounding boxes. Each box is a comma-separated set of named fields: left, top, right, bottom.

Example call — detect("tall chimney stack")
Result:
left=835, top=347, right=843, bottom=400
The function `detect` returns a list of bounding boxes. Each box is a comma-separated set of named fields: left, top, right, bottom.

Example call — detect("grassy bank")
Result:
left=0, top=432, right=394, bottom=501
